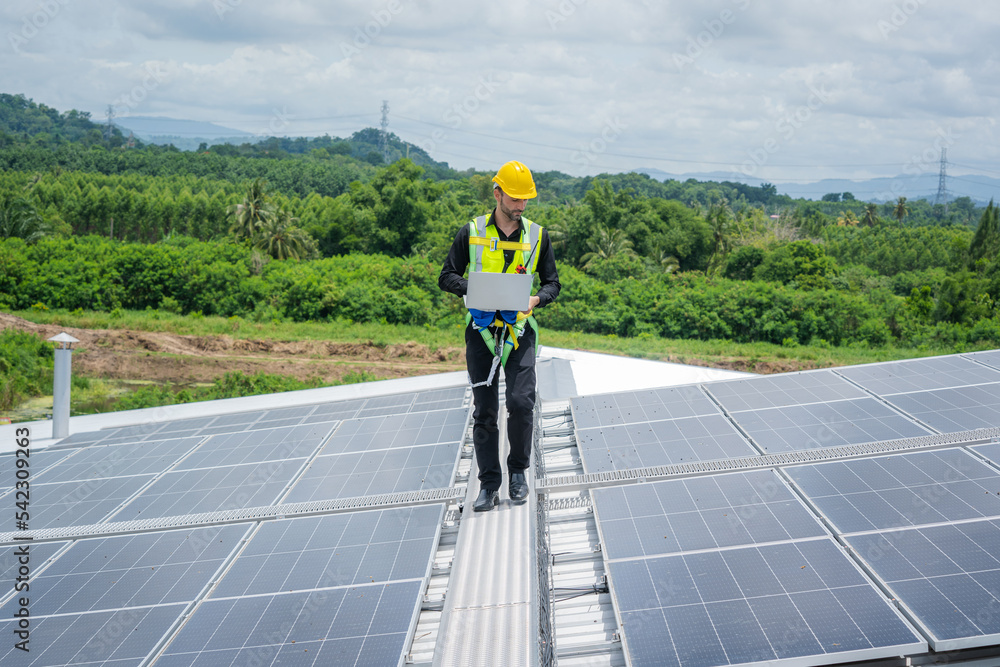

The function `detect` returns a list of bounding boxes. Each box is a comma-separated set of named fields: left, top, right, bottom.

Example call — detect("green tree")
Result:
left=969, top=200, right=999, bottom=270
left=253, top=210, right=317, bottom=260
left=893, top=196, right=910, bottom=226
left=862, top=203, right=879, bottom=227
left=580, top=224, right=636, bottom=271
left=229, top=178, right=275, bottom=240
left=0, top=195, right=48, bottom=241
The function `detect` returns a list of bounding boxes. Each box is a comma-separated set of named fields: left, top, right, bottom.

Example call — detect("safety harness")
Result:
left=467, top=214, right=542, bottom=388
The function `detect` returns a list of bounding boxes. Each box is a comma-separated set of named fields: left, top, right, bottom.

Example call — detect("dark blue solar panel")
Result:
left=787, top=448, right=1000, bottom=533
left=730, top=398, right=930, bottom=453
left=576, top=415, right=758, bottom=474
left=592, top=471, right=827, bottom=559
left=157, top=581, right=423, bottom=666
left=609, top=539, right=924, bottom=667
left=212, top=506, right=443, bottom=598
left=0, top=525, right=249, bottom=618
left=847, top=519, right=1000, bottom=650
left=0, top=604, right=187, bottom=666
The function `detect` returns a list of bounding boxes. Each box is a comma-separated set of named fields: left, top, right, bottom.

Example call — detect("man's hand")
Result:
left=522, top=295, right=540, bottom=315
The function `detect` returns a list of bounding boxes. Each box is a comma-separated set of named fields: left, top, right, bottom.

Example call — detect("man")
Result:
left=439, top=160, right=560, bottom=512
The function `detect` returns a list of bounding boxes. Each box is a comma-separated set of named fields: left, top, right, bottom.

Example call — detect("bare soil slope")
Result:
left=1, top=313, right=466, bottom=386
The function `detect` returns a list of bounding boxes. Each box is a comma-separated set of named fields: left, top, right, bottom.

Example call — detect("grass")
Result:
left=12, top=307, right=987, bottom=372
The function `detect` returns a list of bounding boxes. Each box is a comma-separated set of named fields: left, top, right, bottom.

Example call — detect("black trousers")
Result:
left=466, top=322, right=536, bottom=492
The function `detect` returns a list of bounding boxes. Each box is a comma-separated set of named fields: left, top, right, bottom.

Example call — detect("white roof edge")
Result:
left=0, top=371, right=468, bottom=453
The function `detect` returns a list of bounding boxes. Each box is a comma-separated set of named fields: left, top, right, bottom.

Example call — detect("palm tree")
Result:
left=0, top=196, right=48, bottom=242
left=229, top=178, right=275, bottom=240
left=580, top=224, right=635, bottom=270
left=862, top=203, right=879, bottom=227
left=658, top=251, right=680, bottom=274
left=705, top=199, right=734, bottom=274
left=836, top=210, right=859, bottom=226
left=252, top=210, right=316, bottom=260
left=893, top=196, right=910, bottom=227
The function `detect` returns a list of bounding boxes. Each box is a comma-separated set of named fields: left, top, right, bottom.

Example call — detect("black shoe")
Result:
left=509, top=472, right=529, bottom=504
left=473, top=488, right=499, bottom=512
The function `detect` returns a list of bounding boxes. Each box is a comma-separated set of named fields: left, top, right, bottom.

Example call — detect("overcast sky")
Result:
left=3, top=0, right=998, bottom=189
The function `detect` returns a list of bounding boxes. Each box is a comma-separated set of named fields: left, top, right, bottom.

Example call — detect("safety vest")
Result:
left=466, top=214, right=542, bottom=385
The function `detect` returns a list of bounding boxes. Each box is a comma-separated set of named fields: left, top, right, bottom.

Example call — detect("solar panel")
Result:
left=968, top=349, right=1000, bottom=370
left=318, top=408, right=468, bottom=456
left=705, top=370, right=868, bottom=412
left=284, top=443, right=460, bottom=502
left=107, top=459, right=308, bottom=521
left=846, top=518, right=1000, bottom=651
left=172, top=424, right=334, bottom=470
left=211, top=505, right=443, bottom=598
left=883, top=383, right=1000, bottom=433
left=609, top=538, right=925, bottom=667
left=0, top=524, right=250, bottom=618
left=571, top=385, right=720, bottom=430
left=786, top=448, right=1000, bottom=533
left=728, top=398, right=931, bottom=453
left=971, top=442, right=1000, bottom=467
left=32, top=437, right=204, bottom=484
left=592, top=470, right=827, bottom=560
left=0, top=603, right=188, bottom=666
left=836, top=355, right=1000, bottom=395
left=576, top=415, right=759, bottom=474
left=156, top=581, right=423, bottom=666
left=31, top=475, right=156, bottom=529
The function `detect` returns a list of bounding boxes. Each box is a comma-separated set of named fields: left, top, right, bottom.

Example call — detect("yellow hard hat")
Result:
left=492, top=161, right=537, bottom=199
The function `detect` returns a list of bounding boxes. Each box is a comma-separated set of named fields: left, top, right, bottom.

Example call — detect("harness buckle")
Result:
left=490, top=238, right=498, bottom=252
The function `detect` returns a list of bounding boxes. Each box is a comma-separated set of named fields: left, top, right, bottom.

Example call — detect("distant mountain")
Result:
left=634, top=168, right=1000, bottom=205
left=113, top=116, right=257, bottom=150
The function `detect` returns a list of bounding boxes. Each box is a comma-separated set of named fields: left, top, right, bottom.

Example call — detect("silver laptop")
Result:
left=465, top=271, right=534, bottom=311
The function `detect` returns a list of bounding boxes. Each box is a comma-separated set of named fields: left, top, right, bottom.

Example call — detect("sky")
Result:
left=2, top=0, right=999, bottom=191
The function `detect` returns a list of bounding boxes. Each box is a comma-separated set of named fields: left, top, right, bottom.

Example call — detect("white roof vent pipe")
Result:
left=47, top=333, right=80, bottom=440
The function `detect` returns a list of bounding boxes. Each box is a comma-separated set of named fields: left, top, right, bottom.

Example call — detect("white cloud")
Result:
left=1, top=0, right=998, bottom=179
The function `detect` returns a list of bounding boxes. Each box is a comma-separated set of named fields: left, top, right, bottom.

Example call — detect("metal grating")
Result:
left=0, top=487, right=466, bottom=546
left=540, top=427, right=1000, bottom=493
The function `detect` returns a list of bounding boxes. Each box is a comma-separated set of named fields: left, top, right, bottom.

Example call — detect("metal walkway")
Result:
left=433, top=395, right=539, bottom=667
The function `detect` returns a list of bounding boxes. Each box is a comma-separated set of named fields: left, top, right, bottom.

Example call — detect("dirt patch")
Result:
left=0, top=312, right=466, bottom=386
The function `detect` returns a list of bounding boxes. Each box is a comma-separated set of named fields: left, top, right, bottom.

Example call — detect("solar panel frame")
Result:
left=171, top=423, right=335, bottom=471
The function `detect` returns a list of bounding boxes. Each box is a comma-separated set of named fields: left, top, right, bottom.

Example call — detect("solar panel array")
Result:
left=573, top=351, right=1000, bottom=666
left=0, top=386, right=469, bottom=666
